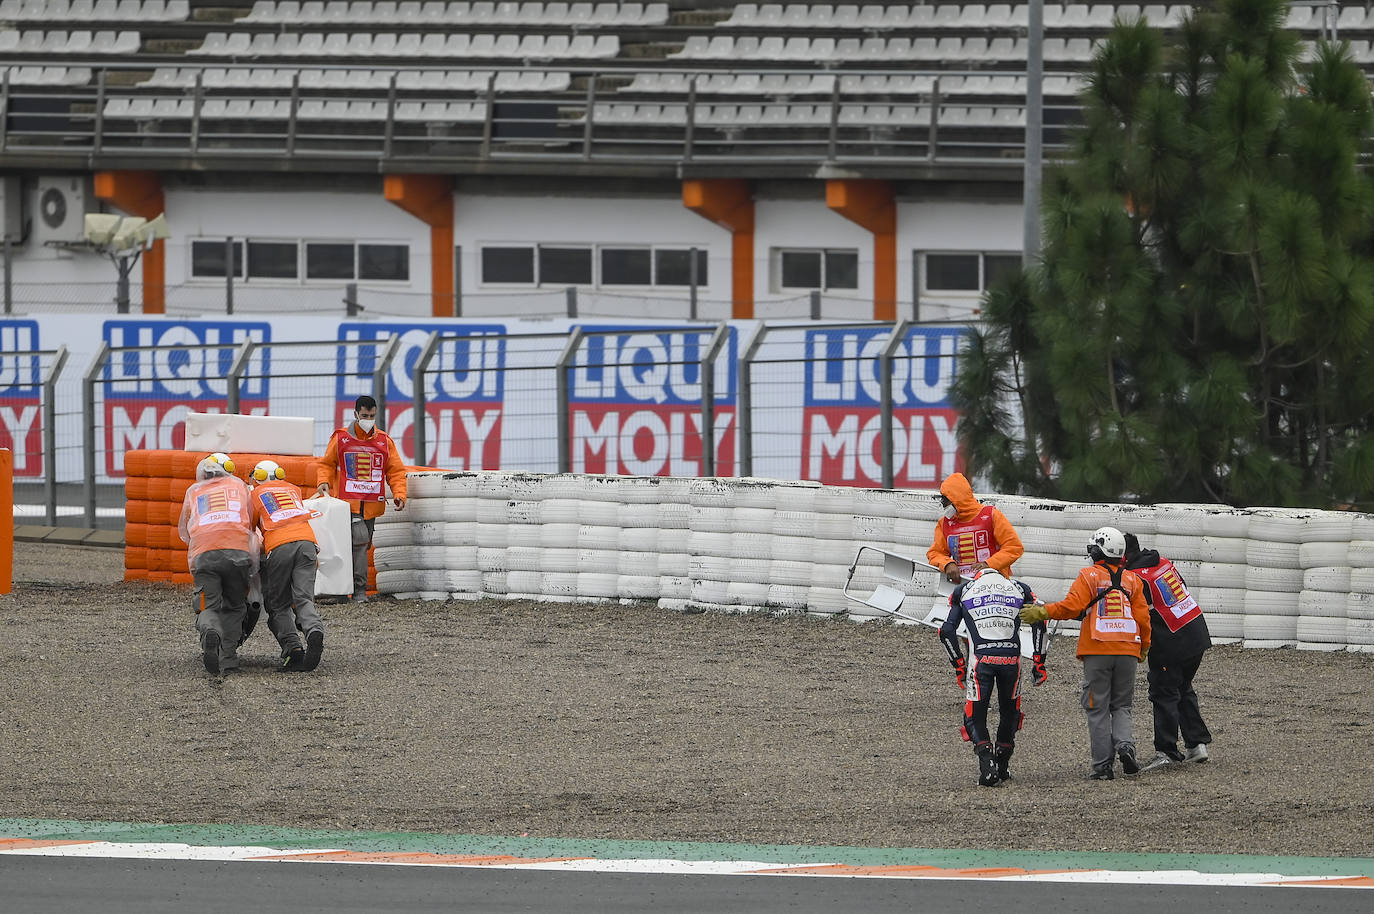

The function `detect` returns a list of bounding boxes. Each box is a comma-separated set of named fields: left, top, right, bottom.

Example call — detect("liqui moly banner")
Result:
left=802, top=325, right=964, bottom=487
left=335, top=322, right=506, bottom=468
left=0, top=319, right=44, bottom=476
left=569, top=326, right=737, bottom=477
left=102, top=320, right=271, bottom=475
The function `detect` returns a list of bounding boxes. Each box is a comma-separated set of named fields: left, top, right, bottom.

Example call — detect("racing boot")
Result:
left=994, top=743, right=1014, bottom=782
left=976, top=742, right=1000, bottom=787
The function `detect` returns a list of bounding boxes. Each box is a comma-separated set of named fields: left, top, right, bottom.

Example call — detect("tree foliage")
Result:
left=954, top=0, right=1374, bottom=508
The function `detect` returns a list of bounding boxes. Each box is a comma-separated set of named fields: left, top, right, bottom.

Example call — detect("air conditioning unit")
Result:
left=33, top=175, right=95, bottom=246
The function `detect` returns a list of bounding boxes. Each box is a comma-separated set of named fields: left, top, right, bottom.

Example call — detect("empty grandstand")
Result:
left=0, top=2, right=1352, bottom=319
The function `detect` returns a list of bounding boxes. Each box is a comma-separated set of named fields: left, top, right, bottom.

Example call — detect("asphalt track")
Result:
left=1, top=820, right=1371, bottom=914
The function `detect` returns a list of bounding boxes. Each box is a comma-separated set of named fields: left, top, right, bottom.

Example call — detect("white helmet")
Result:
left=252, top=459, right=286, bottom=483
left=1088, top=526, right=1126, bottom=560
left=197, top=452, right=235, bottom=480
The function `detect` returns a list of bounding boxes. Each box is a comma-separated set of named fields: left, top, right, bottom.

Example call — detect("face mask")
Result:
left=942, top=504, right=957, bottom=520
left=356, top=417, right=375, bottom=433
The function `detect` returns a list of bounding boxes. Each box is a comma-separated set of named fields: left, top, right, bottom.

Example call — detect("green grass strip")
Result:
left=1, top=817, right=1371, bottom=877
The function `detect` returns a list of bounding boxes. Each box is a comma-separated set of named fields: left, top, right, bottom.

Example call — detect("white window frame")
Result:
left=771, top=247, right=860, bottom=293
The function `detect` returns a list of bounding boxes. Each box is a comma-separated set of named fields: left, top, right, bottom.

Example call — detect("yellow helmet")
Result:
left=208, top=452, right=236, bottom=474
left=252, top=459, right=285, bottom=482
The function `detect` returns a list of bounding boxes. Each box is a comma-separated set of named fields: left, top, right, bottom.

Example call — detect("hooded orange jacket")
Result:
left=925, top=472, right=1024, bottom=577
left=316, top=421, right=408, bottom=520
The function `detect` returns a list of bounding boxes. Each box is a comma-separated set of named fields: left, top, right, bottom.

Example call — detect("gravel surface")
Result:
left=3, top=542, right=1372, bottom=857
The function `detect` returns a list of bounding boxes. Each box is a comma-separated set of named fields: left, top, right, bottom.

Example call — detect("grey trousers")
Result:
left=1080, top=654, right=1138, bottom=769
left=192, top=548, right=252, bottom=670
left=351, top=514, right=376, bottom=593
left=263, top=539, right=323, bottom=653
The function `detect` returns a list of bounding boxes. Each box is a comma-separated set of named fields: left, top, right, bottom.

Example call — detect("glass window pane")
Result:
left=246, top=241, right=298, bottom=280
left=540, top=246, right=592, bottom=285
left=600, top=248, right=652, bottom=286
left=305, top=242, right=355, bottom=280
left=984, top=253, right=1022, bottom=288
left=824, top=249, right=859, bottom=290
left=925, top=253, right=980, bottom=291
left=191, top=239, right=242, bottom=278
left=780, top=250, right=822, bottom=289
left=358, top=243, right=409, bottom=281
left=654, top=248, right=707, bottom=287
left=481, top=246, right=534, bottom=283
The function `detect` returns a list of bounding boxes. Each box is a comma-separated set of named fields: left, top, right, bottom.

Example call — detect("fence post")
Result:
left=698, top=322, right=730, bottom=478
left=42, top=345, right=68, bottom=526
left=879, top=319, right=912, bottom=489
left=736, top=323, right=766, bottom=478
left=688, top=246, right=699, bottom=321
left=344, top=282, right=360, bottom=316
left=554, top=327, right=586, bottom=474
left=0, top=448, right=10, bottom=595
left=809, top=289, right=821, bottom=320
left=2, top=238, right=11, bottom=315
left=410, top=331, right=441, bottom=465
left=372, top=333, right=402, bottom=424
left=565, top=286, right=578, bottom=318
left=224, top=235, right=234, bottom=314
left=225, top=338, right=256, bottom=415
left=82, top=342, right=110, bottom=528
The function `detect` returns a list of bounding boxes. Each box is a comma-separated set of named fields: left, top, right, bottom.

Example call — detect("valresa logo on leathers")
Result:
left=102, top=320, right=271, bottom=476
left=801, top=327, right=964, bottom=488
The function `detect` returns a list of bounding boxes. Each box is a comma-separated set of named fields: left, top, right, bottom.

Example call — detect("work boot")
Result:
left=201, top=631, right=221, bottom=675
left=280, top=647, right=306, bottom=672
left=302, top=629, right=324, bottom=672
left=994, top=744, right=1014, bottom=782
left=1088, top=764, right=1114, bottom=780
left=352, top=588, right=368, bottom=604
left=976, top=744, right=1000, bottom=787
left=1183, top=744, right=1210, bottom=763
left=1118, top=744, right=1140, bottom=775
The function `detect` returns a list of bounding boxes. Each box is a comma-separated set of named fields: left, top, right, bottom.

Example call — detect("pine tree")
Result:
left=954, top=0, right=1374, bottom=509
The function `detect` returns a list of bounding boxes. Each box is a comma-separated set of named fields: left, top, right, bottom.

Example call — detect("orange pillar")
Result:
left=0, top=449, right=11, bottom=595
left=682, top=178, right=754, bottom=320
left=93, top=171, right=166, bottom=314
left=826, top=179, right=897, bottom=321
left=384, top=174, right=455, bottom=317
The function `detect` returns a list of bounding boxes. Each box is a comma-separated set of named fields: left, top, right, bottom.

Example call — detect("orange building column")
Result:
left=93, top=171, right=166, bottom=314
left=682, top=179, right=754, bottom=319
left=826, top=179, right=897, bottom=321
left=384, top=174, right=455, bottom=317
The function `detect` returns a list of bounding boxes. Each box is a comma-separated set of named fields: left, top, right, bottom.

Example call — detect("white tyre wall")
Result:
left=657, top=527, right=690, bottom=554
left=1354, top=515, right=1374, bottom=539
left=542, top=571, right=578, bottom=600
left=1246, top=564, right=1304, bottom=592
left=576, top=548, right=619, bottom=574
left=406, top=499, right=446, bottom=523
left=1201, top=511, right=1249, bottom=537
left=660, top=576, right=691, bottom=599
left=1025, top=504, right=1068, bottom=529
left=406, top=473, right=446, bottom=499
left=1296, top=616, right=1347, bottom=649
left=443, top=497, right=478, bottom=523
left=892, top=517, right=926, bottom=545
left=617, top=503, right=660, bottom=529
left=412, top=522, right=446, bottom=546
left=770, top=534, right=815, bottom=563
left=1351, top=568, right=1374, bottom=592
left=813, top=487, right=857, bottom=516
left=725, top=581, right=771, bottom=606
left=1244, top=589, right=1301, bottom=615
left=729, top=479, right=784, bottom=510
left=538, top=548, right=581, bottom=574
left=576, top=572, right=619, bottom=600
left=1205, top=612, right=1245, bottom=639
left=475, top=523, right=507, bottom=548
left=474, top=498, right=508, bottom=525
left=984, top=495, right=1031, bottom=524
left=475, top=547, right=508, bottom=572
left=809, top=563, right=851, bottom=589
left=443, top=522, right=479, bottom=547
left=1298, top=589, right=1347, bottom=617
left=689, top=531, right=733, bottom=557
left=1299, top=543, right=1348, bottom=567
left=1019, top=576, right=1065, bottom=600
left=1346, top=618, right=1374, bottom=646
left=767, top=583, right=809, bottom=608
left=1017, top=526, right=1063, bottom=554
left=773, top=510, right=818, bottom=537
left=506, top=546, right=542, bottom=573
left=1199, top=536, right=1248, bottom=564
left=769, top=560, right=813, bottom=587
left=616, top=550, right=660, bottom=577
left=690, top=555, right=731, bottom=582
left=690, top=505, right=735, bottom=533
left=1063, top=503, right=1120, bottom=530
left=657, top=552, right=690, bottom=578
left=482, top=572, right=508, bottom=595
left=1242, top=612, right=1299, bottom=645
left=617, top=526, right=661, bottom=553
left=617, top=576, right=659, bottom=600
left=505, top=570, right=542, bottom=596
left=1348, top=541, right=1374, bottom=568
left=574, top=525, right=617, bottom=550
left=1197, top=562, right=1248, bottom=590
left=1246, top=539, right=1302, bottom=570
left=1302, top=566, right=1352, bottom=592
left=1152, top=505, right=1210, bottom=535
left=1348, top=591, right=1374, bottom=620
left=688, top=477, right=732, bottom=508
left=805, top=585, right=849, bottom=614
left=1059, top=528, right=1094, bottom=556
left=1012, top=553, right=1063, bottom=578
left=730, top=532, right=773, bottom=561
left=1061, top=554, right=1090, bottom=577
left=1192, top=587, right=1247, bottom=614
left=813, top=513, right=855, bottom=540
left=691, top=578, right=729, bottom=604
left=657, top=502, right=692, bottom=529
left=372, top=524, right=413, bottom=548
left=1152, top=534, right=1205, bottom=561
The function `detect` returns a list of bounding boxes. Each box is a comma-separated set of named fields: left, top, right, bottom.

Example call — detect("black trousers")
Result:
left=1147, top=650, right=1212, bottom=755
left=965, top=658, right=1022, bottom=749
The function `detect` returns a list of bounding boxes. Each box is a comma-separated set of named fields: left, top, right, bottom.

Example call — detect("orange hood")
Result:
left=939, top=472, right=982, bottom=522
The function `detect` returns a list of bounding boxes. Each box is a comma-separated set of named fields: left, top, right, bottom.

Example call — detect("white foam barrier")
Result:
left=370, top=472, right=1374, bottom=649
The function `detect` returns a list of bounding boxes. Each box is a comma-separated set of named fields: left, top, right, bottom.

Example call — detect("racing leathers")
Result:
left=940, top=571, right=1047, bottom=785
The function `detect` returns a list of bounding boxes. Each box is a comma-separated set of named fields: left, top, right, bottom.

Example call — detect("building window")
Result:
left=600, top=247, right=652, bottom=286
left=359, top=243, right=409, bottom=281
left=190, top=239, right=243, bottom=278
left=246, top=240, right=298, bottom=280
left=775, top=248, right=859, bottom=291
left=922, top=251, right=1021, bottom=293
left=654, top=248, right=707, bottom=286
left=539, top=246, right=593, bottom=286
left=305, top=242, right=355, bottom=280
left=482, top=246, right=535, bottom=284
